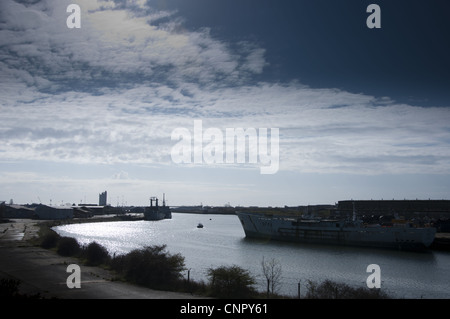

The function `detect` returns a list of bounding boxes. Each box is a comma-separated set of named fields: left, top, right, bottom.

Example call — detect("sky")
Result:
left=1, top=0, right=450, bottom=207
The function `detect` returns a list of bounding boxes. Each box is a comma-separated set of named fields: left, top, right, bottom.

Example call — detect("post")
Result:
left=187, top=268, right=191, bottom=294
left=298, top=281, right=301, bottom=299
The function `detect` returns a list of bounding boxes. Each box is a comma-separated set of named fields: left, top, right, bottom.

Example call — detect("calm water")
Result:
left=54, top=213, right=450, bottom=298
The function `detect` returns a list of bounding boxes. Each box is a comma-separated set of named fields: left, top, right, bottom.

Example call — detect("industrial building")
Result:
left=337, top=199, right=450, bottom=219
left=1, top=204, right=35, bottom=219
left=0, top=203, right=73, bottom=220
left=34, top=204, right=74, bottom=220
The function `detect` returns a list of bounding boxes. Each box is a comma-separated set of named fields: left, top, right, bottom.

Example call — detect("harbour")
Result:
left=54, top=213, right=450, bottom=299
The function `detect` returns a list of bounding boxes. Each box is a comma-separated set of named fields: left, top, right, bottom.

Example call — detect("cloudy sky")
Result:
left=1, top=0, right=450, bottom=207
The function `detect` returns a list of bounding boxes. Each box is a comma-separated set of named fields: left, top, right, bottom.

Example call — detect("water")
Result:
left=53, top=213, right=450, bottom=298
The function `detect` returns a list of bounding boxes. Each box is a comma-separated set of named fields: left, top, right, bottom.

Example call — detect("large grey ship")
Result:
left=236, top=211, right=436, bottom=251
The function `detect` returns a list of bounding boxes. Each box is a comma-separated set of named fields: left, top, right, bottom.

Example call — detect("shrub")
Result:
left=83, top=241, right=110, bottom=266
left=207, top=265, right=256, bottom=299
left=305, top=279, right=390, bottom=299
left=111, top=245, right=185, bottom=290
left=40, top=230, right=61, bottom=249
left=56, top=237, right=81, bottom=256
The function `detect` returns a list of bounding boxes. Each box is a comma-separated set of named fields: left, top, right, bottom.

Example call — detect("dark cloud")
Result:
left=159, top=0, right=450, bottom=106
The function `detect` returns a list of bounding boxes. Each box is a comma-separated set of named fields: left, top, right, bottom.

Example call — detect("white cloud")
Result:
left=1, top=79, right=450, bottom=176
left=0, top=0, right=266, bottom=98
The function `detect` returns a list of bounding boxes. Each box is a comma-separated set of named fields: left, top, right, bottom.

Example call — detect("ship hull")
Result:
left=237, top=212, right=436, bottom=251
left=144, top=206, right=172, bottom=221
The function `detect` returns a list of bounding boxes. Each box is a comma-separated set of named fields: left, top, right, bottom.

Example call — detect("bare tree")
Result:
left=261, top=256, right=282, bottom=297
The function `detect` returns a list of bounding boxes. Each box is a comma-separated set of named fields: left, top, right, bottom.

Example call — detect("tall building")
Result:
left=99, top=191, right=107, bottom=206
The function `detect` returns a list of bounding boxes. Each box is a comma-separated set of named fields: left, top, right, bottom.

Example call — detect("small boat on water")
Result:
left=197, top=223, right=204, bottom=228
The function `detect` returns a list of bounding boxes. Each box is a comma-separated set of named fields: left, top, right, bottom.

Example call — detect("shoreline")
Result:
left=0, top=218, right=205, bottom=299
left=2, top=216, right=449, bottom=299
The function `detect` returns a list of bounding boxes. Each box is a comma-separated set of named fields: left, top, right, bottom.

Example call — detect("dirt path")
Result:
left=0, top=219, right=205, bottom=299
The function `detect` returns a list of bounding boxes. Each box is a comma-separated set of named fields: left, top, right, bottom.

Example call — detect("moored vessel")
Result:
left=236, top=211, right=436, bottom=251
left=144, top=194, right=172, bottom=221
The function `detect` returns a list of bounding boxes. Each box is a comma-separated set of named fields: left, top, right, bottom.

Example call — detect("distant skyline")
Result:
left=1, top=0, right=450, bottom=207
